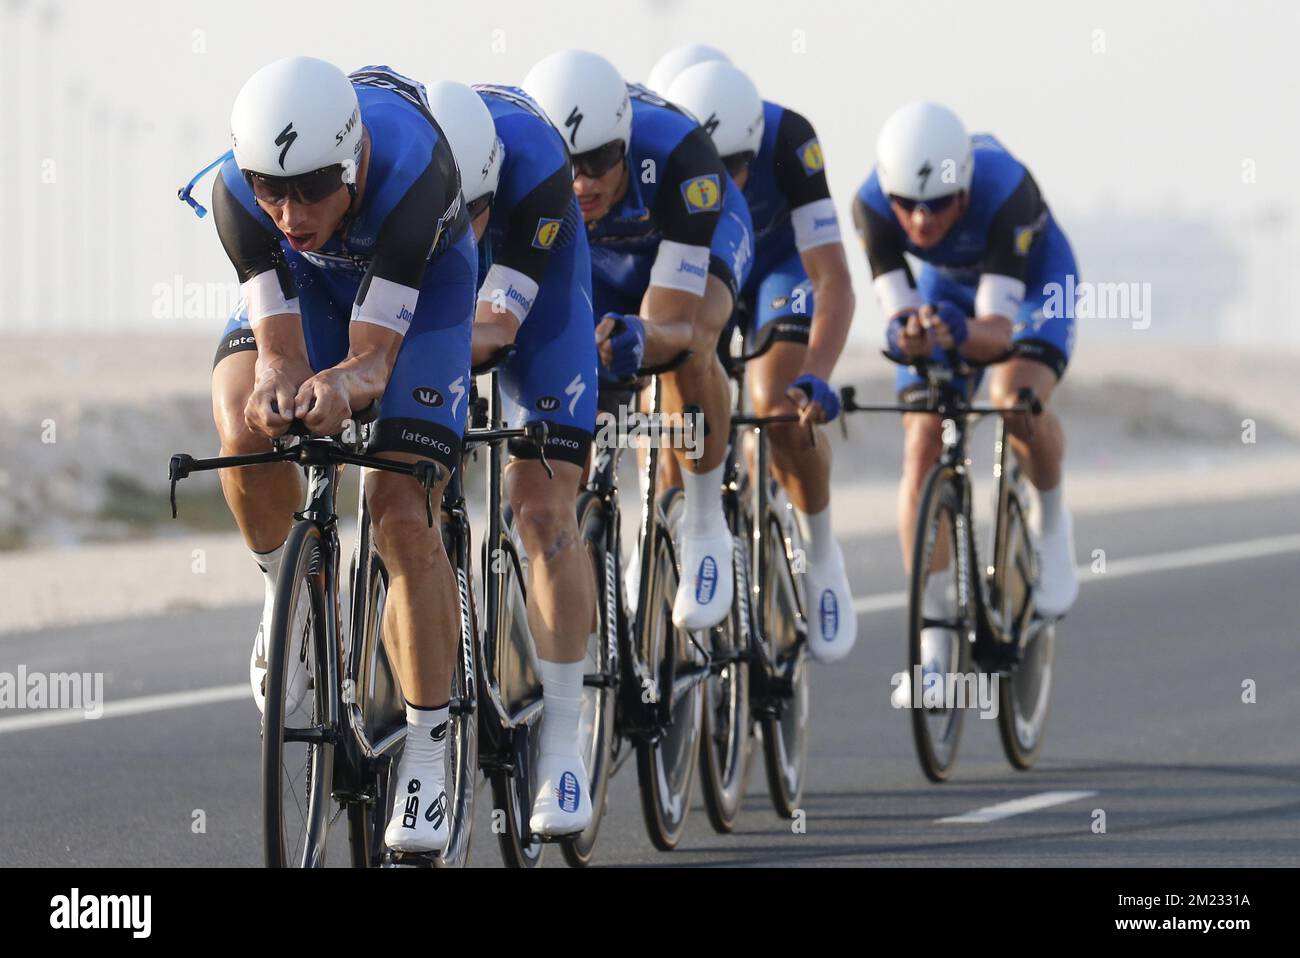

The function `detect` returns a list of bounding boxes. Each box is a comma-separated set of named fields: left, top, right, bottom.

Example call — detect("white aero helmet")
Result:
left=523, top=49, right=631, bottom=155
left=666, top=61, right=764, bottom=159
left=231, top=56, right=363, bottom=181
left=875, top=101, right=973, bottom=201
left=426, top=81, right=503, bottom=204
left=646, top=43, right=730, bottom=96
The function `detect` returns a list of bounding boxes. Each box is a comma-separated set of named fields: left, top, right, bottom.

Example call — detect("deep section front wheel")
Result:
left=906, top=467, right=973, bottom=783
left=634, top=487, right=705, bottom=851
left=262, top=521, right=335, bottom=868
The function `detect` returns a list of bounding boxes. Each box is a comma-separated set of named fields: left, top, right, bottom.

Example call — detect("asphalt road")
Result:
left=2, top=491, right=1298, bottom=868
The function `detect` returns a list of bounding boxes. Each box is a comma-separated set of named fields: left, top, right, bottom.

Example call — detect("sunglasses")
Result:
left=722, top=151, right=755, bottom=178
left=889, top=192, right=960, bottom=215
left=245, top=165, right=348, bottom=207
left=571, top=140, right=625, bottom=179
left=466, top=192, right=494, bottom=219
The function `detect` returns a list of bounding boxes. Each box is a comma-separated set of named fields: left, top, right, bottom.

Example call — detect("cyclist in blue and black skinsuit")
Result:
left=524, top=49, right=754, bottom=635
left=656, top=51, right=860, bottom=664
left=426, top=79, right=599, bottom=840
left=852, top=103, right=1080, bottom=708
left=184, top=58, right=473, bottom=855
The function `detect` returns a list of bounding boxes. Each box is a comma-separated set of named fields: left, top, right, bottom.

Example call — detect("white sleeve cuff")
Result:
left=477, top=264, right=540, bottom=323
left=242, top=270, right=300, bottom=326
left=974, top=274, right=1026, bottom=320
left=872, top=269, right=922, bottom=319
left=649, top=240, right=710, bottom=297
left=791, top=197, right=842, bottom=252
left=351, top=276, right=419, bottom=335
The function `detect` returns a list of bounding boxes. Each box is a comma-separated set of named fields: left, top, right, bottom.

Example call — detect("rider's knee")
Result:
left=218, top=415, right=269, bottom=457
left=368, top=474, right=443, bottom=564
left=513, top=496, right=578, bottom=564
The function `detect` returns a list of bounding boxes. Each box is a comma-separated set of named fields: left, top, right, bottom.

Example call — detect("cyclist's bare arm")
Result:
left=295, top=321, right=401, bottom=437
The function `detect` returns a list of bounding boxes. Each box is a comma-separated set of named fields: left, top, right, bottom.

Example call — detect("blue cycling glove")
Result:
left=930, top=300, right=969, bottom=347
left=885, top=314, right=911, bottom=361
left=790, top=374, right=841, bottom=422
left=602, top=313, right=646, bottom=380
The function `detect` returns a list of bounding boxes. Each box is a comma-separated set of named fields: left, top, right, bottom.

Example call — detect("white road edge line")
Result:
left=937, top=789, right=1099, bottom=824
left=3, top=534, right=1298, bottom=737
left=0, top=684, right=247, bottom=736
left=852, top=532, right=1300, bottom=615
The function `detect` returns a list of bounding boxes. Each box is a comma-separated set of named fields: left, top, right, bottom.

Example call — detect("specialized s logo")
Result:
left=798, top=137, right=824, bottom=175
left=564, top=106, right=583, bottom=147
left=680, top=174, right=721, bottom=214
left=275, top=123, right=298, bottom=170
left=564, top=373, right=586, bottom=416
left=916, top=160, right=933, bottom=194
left=449, top=376, right=467, bottom=418
left=532, top=218, right=562, bottom=250
left=702, top=112, right=721, bottom=137
left=412, top=386, right=444, bottom=408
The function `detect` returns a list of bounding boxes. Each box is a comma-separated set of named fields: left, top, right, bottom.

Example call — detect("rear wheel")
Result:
left=758, top=503, right=810, bottom=819
left=996, top=492, right=1056, bottom=769
left=635, top=487, right=705, bottom=851
left=907, top=467, right=974, bottom=783
left=561, top=492, right=618, bottom=867
left=262, top=521, right=335, bottom=868
left=699, top=518, right=753, bottom=833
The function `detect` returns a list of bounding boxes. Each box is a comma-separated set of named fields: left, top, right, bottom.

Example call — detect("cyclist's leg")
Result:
left=499, top=233, right=599, bottom=834
left=661, top=192, right=752, bottom=630
left=987, top=224, right=1078, bottom=617
left=371, top=233, right=476, bottom=852
left=210, top=313, right=301, bottom=554
left=745, top=254, right=855, bottom=660
left=211, top=277, right=349, bottom=713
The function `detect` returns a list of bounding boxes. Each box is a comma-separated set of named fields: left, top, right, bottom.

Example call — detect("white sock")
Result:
left=403, top=702, right=450, bottom=769
left=253, top=541, right=286, bottom=621
left=252, top=538, right=286, bottom=597
left=794, top=505, right=834, bottom=566
left=537, top=658, right=584, bottom=757
left=1036, top=482, right=1064, bottom=534
left=681, top=461, right=726, bottom=537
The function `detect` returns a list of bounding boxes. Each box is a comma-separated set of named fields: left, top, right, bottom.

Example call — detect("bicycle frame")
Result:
left=586, top=372, right=700, bottom=740
left=840, top=361, right=1042, bottom=662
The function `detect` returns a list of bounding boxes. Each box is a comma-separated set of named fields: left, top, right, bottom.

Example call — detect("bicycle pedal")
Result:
left=383, top=849, right=440, bottom=868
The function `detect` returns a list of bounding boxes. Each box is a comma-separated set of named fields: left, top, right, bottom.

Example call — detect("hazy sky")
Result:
left=2, top=0, right=1296, bottom=343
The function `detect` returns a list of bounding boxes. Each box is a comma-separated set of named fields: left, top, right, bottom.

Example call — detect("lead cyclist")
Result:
left=187, top=58, right=474, bottom=854
left=651, top=47, right=859, bottom=663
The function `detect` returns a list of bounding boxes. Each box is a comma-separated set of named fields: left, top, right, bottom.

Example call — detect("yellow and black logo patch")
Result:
left=532, top=218, right=562, bottom=250
left=680, top=174, right=722, bottom=214
left=797, top=137, right=824, bottom=175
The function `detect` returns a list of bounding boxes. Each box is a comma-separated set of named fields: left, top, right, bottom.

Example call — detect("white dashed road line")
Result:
left=937, top=790, right=1099, bottom=824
